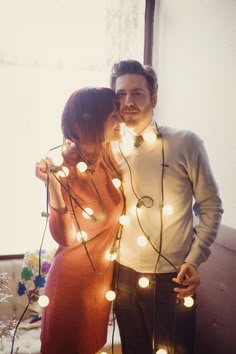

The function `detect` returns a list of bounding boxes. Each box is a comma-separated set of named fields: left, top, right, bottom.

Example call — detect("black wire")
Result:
left=109, top=187, right=126, bottom=354
left=118, top=129, right=179, bottom=353
left=118, top=137, right=177, bottom=271
left=48, top=144, right=64, bottom=152
left=10, top=147, right=119, bottom=351
left=10, top=181, right=50, bottom=354
left=38, top=174, right=50, bottom=277
left=51, top=172, right=96, bottom=219
left=58, top=167, right=126, bottom=353
left=46, top=153, right=126, bottom=353
left=111, top=308, right=116, bottom=354
left=134, top=207, right=178, bottom=272
left=10, top=298, right=31, bottom=354
left=89, top=175, right=105, bottom=216
left=50, top=165, right=124, bottom=275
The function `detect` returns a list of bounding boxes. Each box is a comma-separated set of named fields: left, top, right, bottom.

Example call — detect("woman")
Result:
left=35, top=87, right=124, bottom=354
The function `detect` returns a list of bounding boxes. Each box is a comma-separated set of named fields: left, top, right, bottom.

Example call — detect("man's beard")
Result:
left=120, top=103, right=153, bottom=127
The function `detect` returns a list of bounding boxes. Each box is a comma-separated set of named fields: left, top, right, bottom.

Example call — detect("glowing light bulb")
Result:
left=112, top=178, right=121, bottom=188
left=105, top=290, right=116, bottom=301
left=82, top=207, right=94, bottom=219
left=184, top=296, right=194, bottom=308
left=100, top=352, right=108, bottom=354
left=156, top=349, right=167, bottom=354
left=137, top=235, right=148, bottom=247
left=57, top=166, right=69, bottom=177
left=119, top=215, right=130, bottom=226
left=121, top=134, right=134, bottom=154
left=143, top=131, right=156, bottom=144
left=105, top=249, right=117, bottom=261
left=63, top=140, right=76, bottom=149
left=38, top=295, right=49, bottom=307
left=129, top=205, right=143, bottom=217
left=47, top=150, right=64, bottom=167
left=163, top=204, right=173, bottom=216
left=76, top=161, right=88, bottom=172
left=130, top=205, right=136, bottom=216
left=138, top=277, right=149, bottom=288
left=77, top=230, right=88, bottom=242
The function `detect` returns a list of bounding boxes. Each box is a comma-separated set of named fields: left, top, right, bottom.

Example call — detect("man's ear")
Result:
left=151, top=94, right=157, bottom=108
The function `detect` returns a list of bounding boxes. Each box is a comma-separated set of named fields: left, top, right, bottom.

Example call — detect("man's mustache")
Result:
left=120, top=104, right=139, bottom=113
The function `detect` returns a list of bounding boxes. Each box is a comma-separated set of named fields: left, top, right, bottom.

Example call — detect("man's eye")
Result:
left=117, top=93, right=126, bottom=98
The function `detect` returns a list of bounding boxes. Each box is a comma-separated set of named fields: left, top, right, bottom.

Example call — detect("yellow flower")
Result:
left=25, top=253, right=39, bottom=268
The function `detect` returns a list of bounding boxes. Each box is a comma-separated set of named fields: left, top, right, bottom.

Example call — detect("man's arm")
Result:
left=184, top=132, right=223, bottom=268
left=173, top=133, right=223, bottom=297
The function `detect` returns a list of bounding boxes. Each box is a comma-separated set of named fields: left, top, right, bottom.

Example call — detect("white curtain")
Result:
left=0, top=0, right=145, bottom=254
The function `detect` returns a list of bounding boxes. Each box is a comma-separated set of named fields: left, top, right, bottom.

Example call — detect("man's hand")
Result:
left=172, top=263, right=200, bottom=298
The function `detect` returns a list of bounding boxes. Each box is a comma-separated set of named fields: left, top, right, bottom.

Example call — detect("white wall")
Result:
left=0, top=0, right=145, bottom=254
left=153, top=0, right=236, bottom=228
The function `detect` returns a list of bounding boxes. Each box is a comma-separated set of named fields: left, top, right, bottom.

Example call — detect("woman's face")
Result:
left=104, top=110, right=122, bottom=142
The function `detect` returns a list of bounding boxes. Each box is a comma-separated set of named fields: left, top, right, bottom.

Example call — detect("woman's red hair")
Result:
left=61, top=87, right=121, bottom=178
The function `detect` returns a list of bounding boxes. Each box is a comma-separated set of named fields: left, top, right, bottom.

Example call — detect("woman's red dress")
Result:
left=40, top=159, right=123, bottom=354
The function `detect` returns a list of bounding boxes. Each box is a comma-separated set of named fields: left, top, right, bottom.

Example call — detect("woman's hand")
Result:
left=35, top=157, right=66, bottom=210
left=35, top=157, right=54, bottom=183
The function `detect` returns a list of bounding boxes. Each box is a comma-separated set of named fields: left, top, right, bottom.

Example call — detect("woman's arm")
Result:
left=35, top=158, right=77, bottom=246
left=35, top=158, right=66, bottom=210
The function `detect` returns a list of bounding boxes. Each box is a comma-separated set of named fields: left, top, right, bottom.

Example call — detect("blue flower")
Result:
left=18, top=282, right=26, bottom=296
left=34, top=275, right=46, bottom=288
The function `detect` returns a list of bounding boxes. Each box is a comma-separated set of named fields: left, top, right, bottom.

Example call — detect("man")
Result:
left=110, top=60, right=223, bottom=354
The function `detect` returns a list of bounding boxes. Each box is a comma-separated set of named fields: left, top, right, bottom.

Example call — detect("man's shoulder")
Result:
left=158, top=125, right=202, bottom=144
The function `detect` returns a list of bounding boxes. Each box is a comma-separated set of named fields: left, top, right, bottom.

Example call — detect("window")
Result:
left=0, top=0, right=146, bottom=254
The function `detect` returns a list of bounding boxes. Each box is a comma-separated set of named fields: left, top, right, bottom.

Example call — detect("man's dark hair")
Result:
left=110, top=59, right=158, bottom=97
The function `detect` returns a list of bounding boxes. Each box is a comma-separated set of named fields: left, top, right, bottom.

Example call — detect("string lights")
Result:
left=57, top=166, right=69, bottom=177
left=76, top=161, right=88, bottom=172
left=156, top=349, right=168, bottom=354
left=105, top=247, right=118, bottom=261
left=138, top=277, right=150, bottom=288
left=137, top=235, right=148, bottom=247
left=9, top=141, right=124, bottom=353
left=37, top=294, right=50, bottom=308
left=105, top=290, right=116, bottom=301
left=183, top=296, right=194, bottom=308
left=162, top=204, right=174, bottom=216
left=45, top=141, right=125, bottom=277
left=119, top=214, right=130, bottom=226
left=82, top=207, right=94, bottom=219
left=143, top=131, right=157, bottom=144
left=10, top=133, right=195, bottom=354
left=112, top=126, right=195, bottom=354
left=43, top=133, right=195, bottom=354
left=77, top=230, right=88, bottom=243
left=112, top=177, right=122, bottom=188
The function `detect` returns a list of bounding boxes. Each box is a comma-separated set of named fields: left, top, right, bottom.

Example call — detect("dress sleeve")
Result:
left=184, top=133, right=223, bottom=267
left=49, top=205, right=78, bottom=247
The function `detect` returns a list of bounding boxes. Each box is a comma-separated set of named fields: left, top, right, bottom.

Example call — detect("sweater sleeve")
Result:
left=184, top=133, right=223, bottom=267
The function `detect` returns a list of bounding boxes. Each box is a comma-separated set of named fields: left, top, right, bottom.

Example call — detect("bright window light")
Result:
left=0, top=0, right=145, bottom=254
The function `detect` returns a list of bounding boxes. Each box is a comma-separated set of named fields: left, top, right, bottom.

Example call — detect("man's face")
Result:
left=115, top=74, right=157, bottom=133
